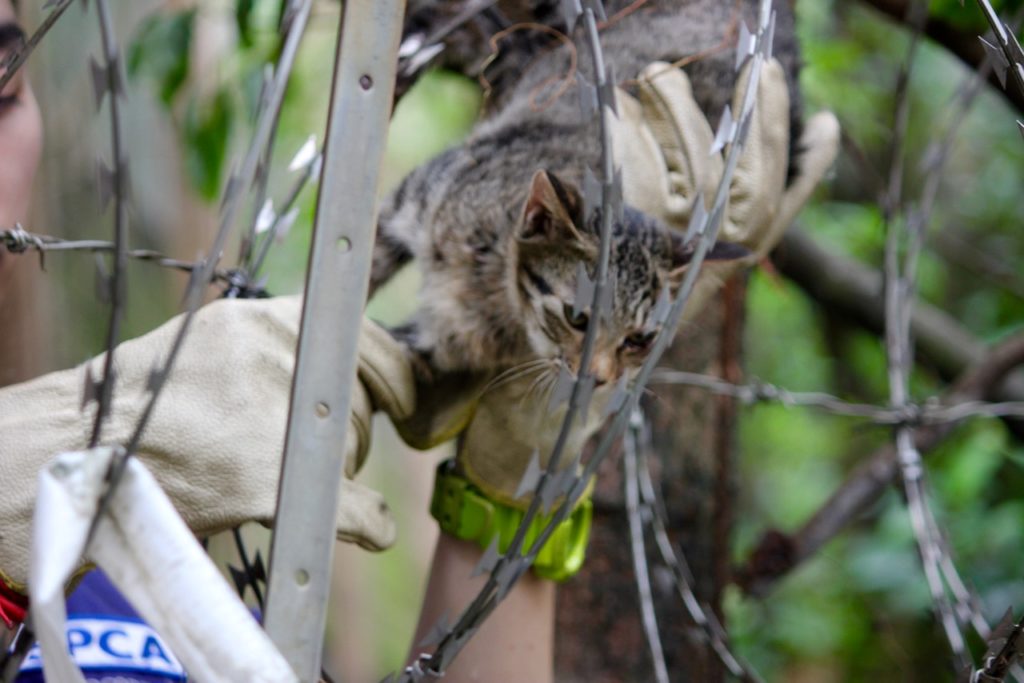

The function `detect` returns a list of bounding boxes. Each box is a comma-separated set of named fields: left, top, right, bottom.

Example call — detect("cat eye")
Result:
left=562, top=302, right=589, bottom=331
left=623, top=330, right=656, bottom=351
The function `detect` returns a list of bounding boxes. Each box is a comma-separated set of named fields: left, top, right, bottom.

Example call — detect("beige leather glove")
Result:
left=0, top=296, right=414, bottom=596
left=612, top=60, right=840, bottom=318
left=395, top=366, right=608, bottom=509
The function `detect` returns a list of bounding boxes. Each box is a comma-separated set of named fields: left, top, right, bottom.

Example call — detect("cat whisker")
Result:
left=521, top=365, right=557, bottom=408
left=483, top=359, right=549, bottom=392
left=480, top=359, right=554, bottom=399
left=538, top=369, right=559, bottom=410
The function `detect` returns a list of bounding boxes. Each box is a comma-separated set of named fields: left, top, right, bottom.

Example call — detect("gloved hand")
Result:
left=612, top=59, right=840, bottom=318
left=0, top=296, right=415, bottom=599
left=395, top=365, right=606, bottom=508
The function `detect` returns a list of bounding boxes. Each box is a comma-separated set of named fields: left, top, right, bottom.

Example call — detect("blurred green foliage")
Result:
left=127, top=1, right=285, bottom=200
left=127, top=9, right=196, bottom=105
left=115, top=0, right=1024, bottom=680
left=729, top=1, right=1024, bottom=679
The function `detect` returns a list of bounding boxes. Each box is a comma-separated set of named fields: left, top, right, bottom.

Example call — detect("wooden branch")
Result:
left=854, top=0, right=1024, bottom=114
left=736, top=332, right=1024, bottom=596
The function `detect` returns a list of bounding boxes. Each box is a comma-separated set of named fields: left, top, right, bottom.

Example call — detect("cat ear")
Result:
left=667, top=234, right=750, bottom=285
left=519, top=170, right=586, bottom=244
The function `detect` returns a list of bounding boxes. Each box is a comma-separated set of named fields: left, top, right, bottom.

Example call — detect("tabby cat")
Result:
left=372, top=0, right=800, bottom=392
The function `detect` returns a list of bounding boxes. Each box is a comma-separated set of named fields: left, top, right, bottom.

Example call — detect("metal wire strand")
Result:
left=624, top=409, right=670, bottom=683
left=649, top=370, right=1024, bottom=425
left=88, top=0, right=130, bottom=449
left=0, top=0, right=75, bottom=93
left=879, top=3, right=1022, bottom=678
left=80, top=0, right=315, bottom=567
left=399, top=1, right=779, bottom=678
left=0, top=227, right=241, bottom=290
left=633, top=410, right=765, bottom=683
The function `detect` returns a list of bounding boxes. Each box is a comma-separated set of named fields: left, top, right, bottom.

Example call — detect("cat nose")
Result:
left=589, top=355, right=615, bottom=386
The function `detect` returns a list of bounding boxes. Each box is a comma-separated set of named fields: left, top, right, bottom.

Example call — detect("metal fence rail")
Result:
left=262, top=1, right=405, bottom=679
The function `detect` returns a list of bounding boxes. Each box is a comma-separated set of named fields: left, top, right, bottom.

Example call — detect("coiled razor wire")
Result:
left=625, top=408, right=765, bottom=683
left=971, top=0, right=1024, bottom=138
left=883, top=2, right=1023, bottom=679
left=0, top=0, right=317, bottom=650
left=85, top=0, right=129, bottom=451
left=389, top=1, right=780, bottom=679
left=66, top=10, right=319, bottom=620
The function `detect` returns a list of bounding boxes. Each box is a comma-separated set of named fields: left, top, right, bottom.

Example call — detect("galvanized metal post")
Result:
left=263, top=1, right=405, bottom=679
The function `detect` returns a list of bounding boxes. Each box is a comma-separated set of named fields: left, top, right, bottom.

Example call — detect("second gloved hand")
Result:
left=0, top=296, right=415, bottom=598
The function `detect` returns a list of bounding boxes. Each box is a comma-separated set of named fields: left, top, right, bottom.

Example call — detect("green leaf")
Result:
left=236, top=0, right=257, bottom=48
left=182, top=89, right=234, bottom=200
left=127, top=9, right=197, bottom=106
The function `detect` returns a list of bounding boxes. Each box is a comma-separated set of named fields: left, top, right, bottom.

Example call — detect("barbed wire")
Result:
left=0, top=225, right=269, bottom=293
left=650, top=370, right=1024, bottom=424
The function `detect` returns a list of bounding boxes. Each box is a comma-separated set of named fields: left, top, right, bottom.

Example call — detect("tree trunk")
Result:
left=555, top=281, right=745, bottom=682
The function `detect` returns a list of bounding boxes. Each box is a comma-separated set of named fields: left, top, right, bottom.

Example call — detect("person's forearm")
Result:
left=408, top=532, right=554, bottom=683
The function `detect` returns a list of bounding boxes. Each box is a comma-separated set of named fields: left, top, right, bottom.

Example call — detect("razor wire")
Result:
left=83, top=0, right=128, bottom=451
left=391, top=1, right=781, bottom=679
left=626, top=407, right=765, bottom=683
left=0, top=0, right=131, bottom=674
left=881, top=1, right=1022, bottom=678
left=0, top=0, right=74, bottom=94
left=623, top=408, right=670, bottom=683
left=970, top=0, right=1024, bottom=139
left=0, top=0, right=314, bottom=673
left=75, top=1, right=316, bottom=585
left=117, top=0, right=313, bottom=456
left=236, top=135, right=322, bottom=292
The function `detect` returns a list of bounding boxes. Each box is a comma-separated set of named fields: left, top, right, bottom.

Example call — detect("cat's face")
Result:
left=512, top=170, right=743, bottom=385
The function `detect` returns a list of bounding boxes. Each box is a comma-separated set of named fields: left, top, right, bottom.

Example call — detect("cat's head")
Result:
left=512, top=169, right=746, bottom=385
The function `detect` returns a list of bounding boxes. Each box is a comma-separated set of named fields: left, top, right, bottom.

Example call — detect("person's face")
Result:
left=0, top=0, right=42, bottom=240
